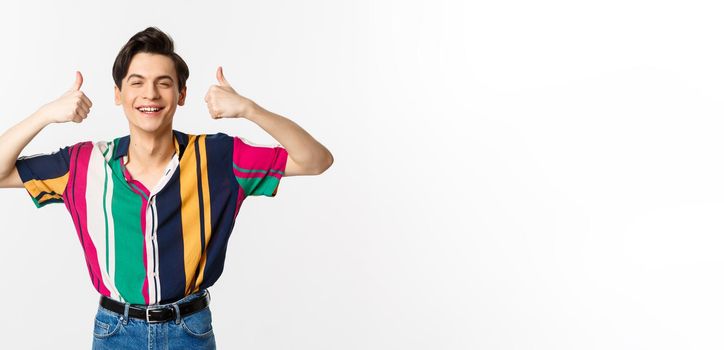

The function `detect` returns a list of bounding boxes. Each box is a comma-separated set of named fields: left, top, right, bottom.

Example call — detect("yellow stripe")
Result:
left=25, top=174, right=69, bottom=200
left=180, top=134, right=201, bottom=293
left=194, top=135, right=213, bottom=292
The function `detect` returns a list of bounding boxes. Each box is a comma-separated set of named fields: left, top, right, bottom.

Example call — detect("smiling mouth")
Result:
left=136, top=106, right=165, bottom=115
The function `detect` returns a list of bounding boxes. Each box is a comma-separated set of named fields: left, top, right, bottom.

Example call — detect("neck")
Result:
left=126, top=126, right=175, bottom=169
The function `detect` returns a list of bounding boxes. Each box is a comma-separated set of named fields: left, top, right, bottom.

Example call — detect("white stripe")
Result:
left=86, top=141, right=122, bottom=301
left=238, top=136, right=282, bottom=148
left=105, top=142, right=120, bottom=301
left=104, top=141, right=121, bottom=301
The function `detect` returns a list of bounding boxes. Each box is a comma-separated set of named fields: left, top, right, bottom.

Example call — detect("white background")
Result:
left=0, top=0, right=722, bottom=349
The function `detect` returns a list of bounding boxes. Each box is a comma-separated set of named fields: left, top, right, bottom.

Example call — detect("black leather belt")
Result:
left=99, top=290, right=210, bottom=323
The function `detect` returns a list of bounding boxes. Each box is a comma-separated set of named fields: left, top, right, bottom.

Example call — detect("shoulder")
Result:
left=49, top=140, right=96, bottom=154
left=187, top=131, right=278, bottom=148
left=175, top=129, right=232, bottom=143
left=183, top=131, right=235, bottom=149
left=185, top=132, right=235, bottom=158
left=200, top=131, right=234, bottom=143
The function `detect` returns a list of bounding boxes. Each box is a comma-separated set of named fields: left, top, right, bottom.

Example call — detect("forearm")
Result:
left=245, top=103, right=333, bottom=173
left=0, top=112, right=51, bottom=179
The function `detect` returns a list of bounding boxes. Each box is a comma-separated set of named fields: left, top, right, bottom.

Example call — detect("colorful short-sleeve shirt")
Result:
left=15, top=129, right=288, bottom=305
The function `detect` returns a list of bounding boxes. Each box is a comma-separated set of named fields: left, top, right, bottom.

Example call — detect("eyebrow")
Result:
left=126, top=74, right=175, bottom=82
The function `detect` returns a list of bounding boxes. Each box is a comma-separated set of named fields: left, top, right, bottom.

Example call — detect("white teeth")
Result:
left=138, top=107, right=161, bottom=112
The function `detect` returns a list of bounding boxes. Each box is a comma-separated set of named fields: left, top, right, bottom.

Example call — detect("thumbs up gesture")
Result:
left=36, top=71, right=93, bottom=124
left=204, top=66, right=256, bottom=119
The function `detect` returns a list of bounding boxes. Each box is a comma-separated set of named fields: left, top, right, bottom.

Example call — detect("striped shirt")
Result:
left=15, top=129, right=288, bottom=305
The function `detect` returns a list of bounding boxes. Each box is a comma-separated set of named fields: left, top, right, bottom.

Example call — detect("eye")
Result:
left=160, top=83, right=171, bottom=87
left=131, top=82, right=141, bottom=86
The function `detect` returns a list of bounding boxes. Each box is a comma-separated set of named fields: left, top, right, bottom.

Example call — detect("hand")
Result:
left=36, top=71, right=93, bottom=124
left=204, top=66, right=257, bottom=119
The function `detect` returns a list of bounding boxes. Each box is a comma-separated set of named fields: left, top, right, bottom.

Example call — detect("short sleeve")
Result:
left=15, top=146, right=72, bottom=208
left=231, top=136, right=288, bottom=197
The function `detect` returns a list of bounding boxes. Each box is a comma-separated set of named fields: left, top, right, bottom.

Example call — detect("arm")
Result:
left=245, top=103, right=334, bottom=177
left=0, top=113, right=53, bottom=187
left=0, top=71, right=92, bottom=188
left=205, top=66, right=334, bottom=177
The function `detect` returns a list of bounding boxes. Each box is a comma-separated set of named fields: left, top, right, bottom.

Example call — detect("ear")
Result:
left=178, top=86, right=187, bottom=106
left=114, top=85, right=121, bottom=105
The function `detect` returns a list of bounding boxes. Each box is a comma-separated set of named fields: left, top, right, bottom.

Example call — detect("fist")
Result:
left=37, top=71, right=93, bottom=124
left=204, top=66, right=256, bottom=119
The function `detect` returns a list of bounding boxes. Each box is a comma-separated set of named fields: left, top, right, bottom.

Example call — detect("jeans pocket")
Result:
left=180, top=307, right=214, bottom=338
left=93, top=306, right=123, bottom=339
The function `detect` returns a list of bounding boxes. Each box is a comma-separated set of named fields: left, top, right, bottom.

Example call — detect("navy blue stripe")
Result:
left=35, top=197, right=64, bottom=205
left=16, top=146, right=72, bottom=206
left=30, top=191, right=63, bottom=201
left=15, top=146, right=71, bottom=181
left=156, top=159, right=186, bottom=304
left=200, top=133, right=239, bottom=290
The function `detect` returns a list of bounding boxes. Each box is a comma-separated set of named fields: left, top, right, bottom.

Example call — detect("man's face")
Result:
left=114, top=52, right=187, bottom=134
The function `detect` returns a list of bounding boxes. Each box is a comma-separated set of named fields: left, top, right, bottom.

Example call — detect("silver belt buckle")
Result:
left=145, top=307, right=163, bottom=323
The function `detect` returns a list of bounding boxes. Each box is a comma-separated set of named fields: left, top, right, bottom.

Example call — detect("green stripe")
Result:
left=232, top=163, right=284, bottom=175
left=110, top=154, right=146, bottom=304
left=235, top=175, right=280, bottom=197
left=30, top=196, right=42, bottom=208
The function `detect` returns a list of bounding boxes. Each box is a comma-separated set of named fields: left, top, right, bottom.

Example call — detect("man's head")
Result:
left=113, top=27, right=189, bottom=134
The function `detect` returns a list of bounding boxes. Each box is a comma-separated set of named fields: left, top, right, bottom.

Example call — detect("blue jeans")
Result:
left=92, top=289, right=216, bottom=349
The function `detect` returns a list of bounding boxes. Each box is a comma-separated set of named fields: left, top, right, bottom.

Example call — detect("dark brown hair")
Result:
left=112, top=26, right=189, bottom=93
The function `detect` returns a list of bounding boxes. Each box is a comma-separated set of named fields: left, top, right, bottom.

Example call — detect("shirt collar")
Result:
left=112, top=129, right=189, bottom=161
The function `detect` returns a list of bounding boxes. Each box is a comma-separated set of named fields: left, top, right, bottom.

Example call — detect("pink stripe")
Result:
left=64, top=142, right=110, bottom=297
left=233, top=137, right=285, bottom=170
left=140, top=194, right=148, bottom=304
left=232, top=137, right=286, bottom=180
left=272, top=147, right=288, bottom=168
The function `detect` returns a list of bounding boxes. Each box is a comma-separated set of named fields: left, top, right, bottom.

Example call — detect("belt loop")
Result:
left=172, top=303, right=181, bottom=324
left=122, top=303, right=130, bottom=325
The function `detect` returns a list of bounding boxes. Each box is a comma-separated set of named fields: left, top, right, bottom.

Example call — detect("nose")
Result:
left=143, top=82, right=161, bottom=99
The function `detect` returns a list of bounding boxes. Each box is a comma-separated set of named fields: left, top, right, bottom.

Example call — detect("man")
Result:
left=0, top=27, right=333, bottom=349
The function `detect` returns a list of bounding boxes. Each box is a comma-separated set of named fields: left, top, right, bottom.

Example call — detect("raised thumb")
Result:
left=216, top=66, right=230, bottom=86
left=70, top=71, right=83, bottom=91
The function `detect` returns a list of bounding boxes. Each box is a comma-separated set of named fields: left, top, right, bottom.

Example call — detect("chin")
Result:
left=129, top=119, right=173, bottom=134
